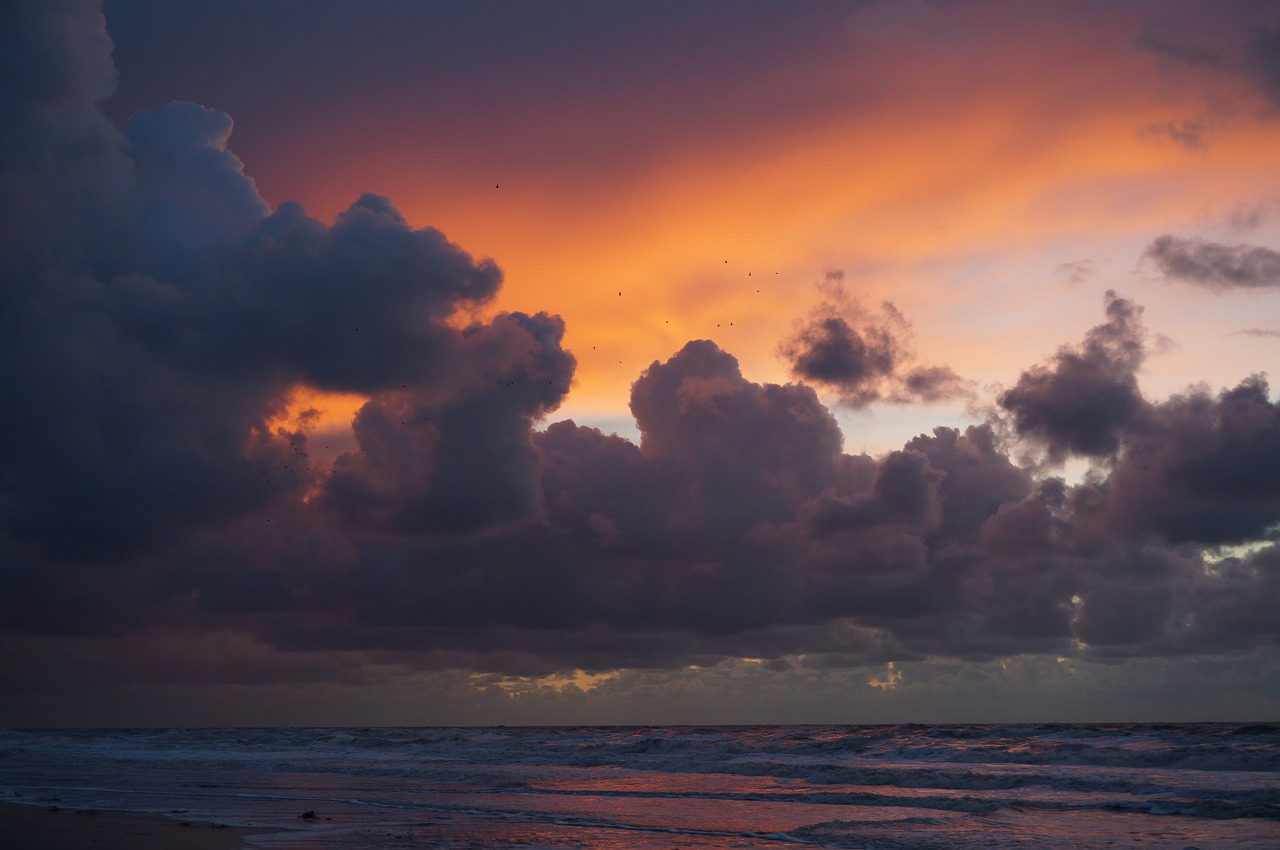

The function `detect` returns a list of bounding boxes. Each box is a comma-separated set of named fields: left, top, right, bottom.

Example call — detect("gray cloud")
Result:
left=1132, top=25, right=1223, bottom=69
left=2, top=0, right=1279, bottom=715
left=781, top=270, right=972, bottom=408
left=1248, top=21, right=1280, bottom=108
left=1145, top=235, right=1280, bottom=291
left=1067, top=374, right=1280, bottom=547
left=998, top=292, right=1147, bottom=463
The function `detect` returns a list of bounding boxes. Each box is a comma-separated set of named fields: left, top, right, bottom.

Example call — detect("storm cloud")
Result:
left=998, top=292, right=1147, bottom=462
left=2, top=0, right=1279, bottom=719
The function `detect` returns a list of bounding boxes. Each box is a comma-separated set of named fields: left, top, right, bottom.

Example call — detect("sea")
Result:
left=1, top=724, right=1277, bottom=849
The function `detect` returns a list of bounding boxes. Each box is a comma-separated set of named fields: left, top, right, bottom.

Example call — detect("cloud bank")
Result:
left=2, top=1, right=1278, bottom=720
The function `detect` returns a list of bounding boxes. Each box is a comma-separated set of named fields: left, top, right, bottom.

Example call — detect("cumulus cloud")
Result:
left=1144, top=235, right=1280, bottom=291
left=1067, top=375, right=1280, bottom=547
left=0, top=1, right=566, bottom=561
left=2, top=0, right=1280, bottom=716
left=998, top=291, right=1147, bottom=462
left=781, top=270, right=971, bottom=408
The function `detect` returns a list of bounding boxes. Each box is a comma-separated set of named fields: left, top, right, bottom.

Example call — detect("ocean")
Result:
left=1, top=724, right=1277, bottom=849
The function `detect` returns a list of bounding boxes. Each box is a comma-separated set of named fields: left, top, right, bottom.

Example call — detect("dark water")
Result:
left=2, top=724, right=1278, bottom=848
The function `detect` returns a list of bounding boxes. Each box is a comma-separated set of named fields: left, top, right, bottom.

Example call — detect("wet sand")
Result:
left=0, top=801, right=263, bottom=849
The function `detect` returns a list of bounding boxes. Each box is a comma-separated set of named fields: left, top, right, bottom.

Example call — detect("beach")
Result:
left=0, top=801, right=257, bottom=850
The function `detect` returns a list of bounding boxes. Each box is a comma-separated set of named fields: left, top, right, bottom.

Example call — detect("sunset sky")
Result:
left=2, top=0, right=1279, bottom=725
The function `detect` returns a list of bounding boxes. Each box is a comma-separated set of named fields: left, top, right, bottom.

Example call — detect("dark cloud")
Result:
left=1144, top=235, right=1280, bottom=291
left=1067, top=375, right=1280, bottom=547
left=3, top=0, right=1280, bottom=714
left=1130, top=12, right=1280, bottom=136
left=1132, top=25, right=1223, bottom=68
left=781, top=270, right=971, bottom=407
left=0, top=1, right=561, bottom=561
left=1248, top=21, right=1280, bottom=108
left=1232, top=328, right=1280, bottom=339
left=998, top=291, right=1147, bottom=462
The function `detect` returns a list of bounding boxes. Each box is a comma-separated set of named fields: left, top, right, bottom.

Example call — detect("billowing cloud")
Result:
left=781, top=270, right=971, bottom=408
left=3, top=0, right=1280, bottom=722
left=998, top=291, right=1147, bottom=462
left=1067, top=374, right=1280, bottom=547
left=1144, top=234, right=1280, bottom=291
left=0, top=1, right=567, bottom=563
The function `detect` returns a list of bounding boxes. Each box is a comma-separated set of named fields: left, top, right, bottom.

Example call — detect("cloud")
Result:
left=781, top=270, right=972, bottom=408
left=998, top=291, right=1147, bottom=462
left=1067, top=375, right=1280, bottom=547
left=1248, top=21, right=1280, bottom=108
left=1144, top=235, right=1280, bottom=291
left=1224, top=199, right=1276, bottom=232
left=0, top=2, right=561, bottom=561
left=1232, top=328, right=1280, bottom=339
left=1137, top=116, right=1209, bottom=149
left=1131, top=25, right=1223, bottom=68
left=3, top=0, right=1280, bottom=719
left=1055, top=259, right=1095, bottom=285
left=1129, top=14, right=1280, bottom=135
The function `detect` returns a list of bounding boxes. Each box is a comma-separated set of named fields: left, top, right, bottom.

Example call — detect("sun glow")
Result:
left=475, top=669, right=622, bottom=698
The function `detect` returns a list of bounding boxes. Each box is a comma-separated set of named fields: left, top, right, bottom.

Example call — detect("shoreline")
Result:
left=0, top=800, right=269, bottom=850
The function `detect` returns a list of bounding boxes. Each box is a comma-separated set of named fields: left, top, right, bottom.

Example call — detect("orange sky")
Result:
left=225, top=1, right=1280, bottom=454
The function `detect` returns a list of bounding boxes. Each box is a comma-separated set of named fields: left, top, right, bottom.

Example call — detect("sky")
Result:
left=1, top=0, right=1279, bottom=726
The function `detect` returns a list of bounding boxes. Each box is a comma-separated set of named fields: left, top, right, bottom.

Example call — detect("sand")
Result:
left=0, top=801, right=268, bottom=849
